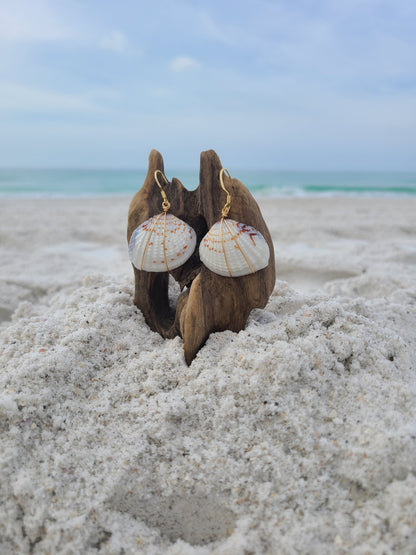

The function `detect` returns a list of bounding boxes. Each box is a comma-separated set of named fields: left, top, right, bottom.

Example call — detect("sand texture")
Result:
left=0, top=197, right=415, bottom=554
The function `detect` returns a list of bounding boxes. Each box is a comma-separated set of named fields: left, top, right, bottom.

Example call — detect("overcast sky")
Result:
left=0, top=0, right=415, bottom=169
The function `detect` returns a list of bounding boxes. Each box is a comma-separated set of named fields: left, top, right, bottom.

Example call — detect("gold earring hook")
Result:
left=220, top=168, right=232, bottom=218
left=154, top=170, right=171, bottom=212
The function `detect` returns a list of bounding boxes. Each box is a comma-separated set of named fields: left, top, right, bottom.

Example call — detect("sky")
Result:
left=0, top=0, right=415, bottom=170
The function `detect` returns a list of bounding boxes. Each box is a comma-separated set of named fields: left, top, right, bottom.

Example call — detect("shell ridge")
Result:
left=129, top=213, right=197, bottom=272
left=140, top=212, right=164, bottom=270
left=220, top=218, right=233, bottom=277
left=223, top=218, right=255, bottom=275
left=198, top=218, right=270, bottom=277
left=161, top=211, right=169, bottom=272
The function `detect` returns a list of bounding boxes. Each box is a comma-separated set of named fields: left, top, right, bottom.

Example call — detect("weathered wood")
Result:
left=127, top=149, right=275, bottom=364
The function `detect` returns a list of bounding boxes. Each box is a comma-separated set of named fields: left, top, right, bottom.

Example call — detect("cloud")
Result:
left=169, top=56, right=201, bottom=72
left=99, top=31, right=127, bottom=53
left=0, top=0, right=74, bottom=42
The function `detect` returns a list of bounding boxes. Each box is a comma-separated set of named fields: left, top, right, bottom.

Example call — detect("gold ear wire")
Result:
left=220, top=168, right=232, bottom=218
left=154, top=170, right=171, bottom=212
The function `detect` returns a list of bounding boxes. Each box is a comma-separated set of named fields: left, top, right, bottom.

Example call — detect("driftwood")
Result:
left=127, top=149, right=276, bottom=364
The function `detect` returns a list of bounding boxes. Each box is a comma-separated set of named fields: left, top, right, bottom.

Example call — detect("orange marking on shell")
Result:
left=128, top=213, right=197, bottom=272
left=198, top=218, right=270, bottom=277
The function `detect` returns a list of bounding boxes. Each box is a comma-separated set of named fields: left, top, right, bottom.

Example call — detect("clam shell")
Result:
left=199, top=218, right=270, bottom=277
left=129, top=213, right=196, bottom=272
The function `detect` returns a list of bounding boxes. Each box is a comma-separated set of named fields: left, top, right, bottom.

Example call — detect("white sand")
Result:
left=0, top=197, right=415, bottom=554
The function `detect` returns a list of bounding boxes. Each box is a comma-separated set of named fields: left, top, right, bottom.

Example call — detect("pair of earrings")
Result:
left=128, top=169, right=270, bottom=277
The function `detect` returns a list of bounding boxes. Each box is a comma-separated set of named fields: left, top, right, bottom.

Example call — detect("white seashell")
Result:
left=129, top=213, right=196, bottom=272
left=199, top=218, right=270, bottom=277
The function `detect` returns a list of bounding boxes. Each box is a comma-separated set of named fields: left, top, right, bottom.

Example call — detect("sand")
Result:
left=0, top=196, right=415, bottom=554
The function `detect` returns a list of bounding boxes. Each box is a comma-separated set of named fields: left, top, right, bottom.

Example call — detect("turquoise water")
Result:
left=0, top=168, right=415, bottom=198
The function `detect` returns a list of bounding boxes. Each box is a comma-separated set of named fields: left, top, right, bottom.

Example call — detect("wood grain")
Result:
left=127, top=149, right=275, bottom=364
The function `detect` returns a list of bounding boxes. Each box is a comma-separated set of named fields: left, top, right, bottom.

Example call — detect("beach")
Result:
left=0, top=196, right=415, bottom=553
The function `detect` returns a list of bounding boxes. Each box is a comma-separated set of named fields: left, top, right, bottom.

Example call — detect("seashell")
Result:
left=199, top=218, right=270, bottom=277
left=129, top=212, right=196, bottom=272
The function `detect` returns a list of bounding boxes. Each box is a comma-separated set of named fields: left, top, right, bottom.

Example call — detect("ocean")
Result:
left=0, top=168, right=415, bottom=199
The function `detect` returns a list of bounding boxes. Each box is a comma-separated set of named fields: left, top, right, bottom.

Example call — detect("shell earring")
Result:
left=199, top=168, right=270, bottom=277
left=129, top=170, right=197, bottom=272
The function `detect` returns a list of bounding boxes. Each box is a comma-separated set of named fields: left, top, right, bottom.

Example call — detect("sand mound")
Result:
left=1, top=274, right=415, bottom=553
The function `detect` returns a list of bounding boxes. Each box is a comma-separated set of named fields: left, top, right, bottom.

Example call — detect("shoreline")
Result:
left=1, top=193, right=416, bottom=207
left=1, top=191, right=416, bottom=200
left=1, top=167, right=415, bottom=200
